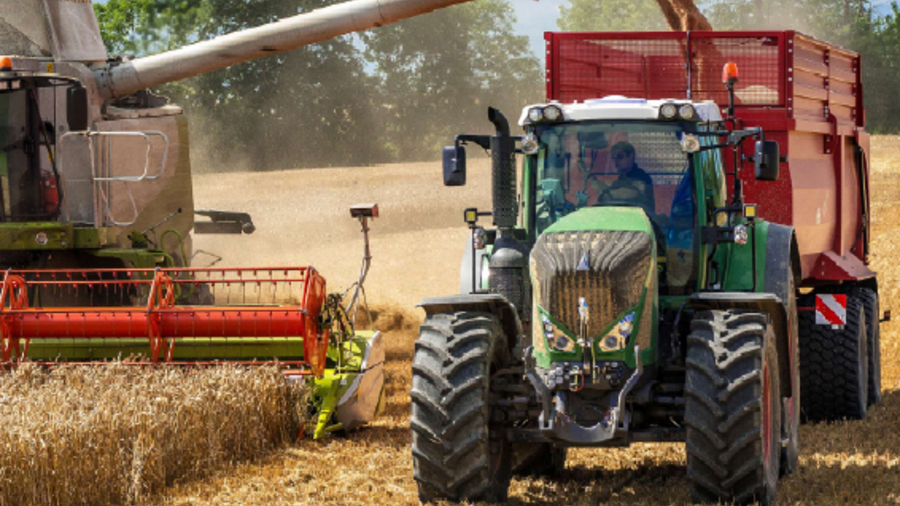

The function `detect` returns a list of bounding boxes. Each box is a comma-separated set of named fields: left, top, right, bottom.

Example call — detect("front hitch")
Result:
left=525, top=345, right=643, bottom=444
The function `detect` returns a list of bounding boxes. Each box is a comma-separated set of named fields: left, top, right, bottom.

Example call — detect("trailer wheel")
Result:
left=852, top=287, right=882, bottom=406
left=512, top=443, right=567, bottom=477
left=411, top=311, right=512, bottom=503
left=799, top=295, right=868, bottom=421
left=685, top=310, right=781, bottom=506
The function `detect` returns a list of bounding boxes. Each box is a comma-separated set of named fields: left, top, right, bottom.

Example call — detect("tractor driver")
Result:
left=596, top=141, right=656, bottom=215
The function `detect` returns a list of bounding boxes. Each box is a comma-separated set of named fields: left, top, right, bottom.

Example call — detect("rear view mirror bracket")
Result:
left=443, top=135, right=490, bottom=187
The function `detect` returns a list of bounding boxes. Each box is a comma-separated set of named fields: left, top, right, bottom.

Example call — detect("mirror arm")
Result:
left=456, top=134, right=491, bottom=151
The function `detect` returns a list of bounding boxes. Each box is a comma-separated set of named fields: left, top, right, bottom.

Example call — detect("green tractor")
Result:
left=411, top=97, right=801, bottom=504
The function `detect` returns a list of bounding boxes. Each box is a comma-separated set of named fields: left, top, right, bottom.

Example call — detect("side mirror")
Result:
left=754, top=140, right=779, bottom=181
left=443, top=144, right=466, bottom=186
left=67, top=85, right=89, bottom=131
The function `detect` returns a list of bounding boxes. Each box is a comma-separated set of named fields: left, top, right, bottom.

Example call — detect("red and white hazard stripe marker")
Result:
left=816, top=294, right=847, bottom=328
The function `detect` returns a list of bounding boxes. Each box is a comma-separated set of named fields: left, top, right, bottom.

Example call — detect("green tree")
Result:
left=96, top=0, right=386, bottom=170
left=363, top=0, right=542, bottom=160
left=557, top=0, right=669, bottom=31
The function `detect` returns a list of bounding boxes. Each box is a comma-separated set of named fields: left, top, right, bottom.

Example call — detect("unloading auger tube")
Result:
left=96, top=0, right=484, bottom=99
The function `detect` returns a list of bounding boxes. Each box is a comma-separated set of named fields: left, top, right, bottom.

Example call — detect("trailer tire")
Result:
left=799, top=295, right=868, bottom=422
left=852, top=287, right=882, bottom=406
left=411, top=311, right=512, bottom=503
left=685, top=310, right=781, bottom=506
left=512, top=443, right=567, bottom=477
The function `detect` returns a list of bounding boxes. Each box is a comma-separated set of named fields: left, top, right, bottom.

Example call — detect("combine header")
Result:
left=0, top=266, right=327, bottom=370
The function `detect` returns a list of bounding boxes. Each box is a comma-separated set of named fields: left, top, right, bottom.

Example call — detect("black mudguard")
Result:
left=418, top=294, right=522, bottom=353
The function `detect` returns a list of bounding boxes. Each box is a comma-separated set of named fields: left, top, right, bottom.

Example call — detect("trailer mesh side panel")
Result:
left=549, top=33, right=785, bottom=108
left=555, top=38, right=688, bottom=103
left=691, top=36, right=782, bottom=105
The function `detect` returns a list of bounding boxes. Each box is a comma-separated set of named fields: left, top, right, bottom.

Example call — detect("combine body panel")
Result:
left=545, top=31, right=871, bottom=285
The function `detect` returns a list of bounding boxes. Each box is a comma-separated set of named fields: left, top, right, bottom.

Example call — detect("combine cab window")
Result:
left=533, top=121, right=697, bottom=293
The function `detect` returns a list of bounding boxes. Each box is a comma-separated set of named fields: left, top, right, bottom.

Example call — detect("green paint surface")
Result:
left=544, top=206, right=654, bottom=235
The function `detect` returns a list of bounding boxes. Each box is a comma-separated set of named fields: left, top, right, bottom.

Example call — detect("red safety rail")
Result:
left=0, top=267, right=328, bottom=377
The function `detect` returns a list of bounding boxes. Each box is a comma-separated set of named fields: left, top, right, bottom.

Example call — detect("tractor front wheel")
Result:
left=410, top=311, right=512, bottom=503
left=685, top=310, right=781, bottom=505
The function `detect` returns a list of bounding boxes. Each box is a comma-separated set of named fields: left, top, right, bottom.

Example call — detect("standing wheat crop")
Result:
left=0, top=364, right=307, bottom=506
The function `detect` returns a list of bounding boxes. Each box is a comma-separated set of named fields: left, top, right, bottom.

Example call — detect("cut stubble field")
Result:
left=174, top=138, right=900, bottom=505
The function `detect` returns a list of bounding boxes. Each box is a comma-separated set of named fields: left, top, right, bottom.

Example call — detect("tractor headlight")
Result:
left=528, top=107, right=544, bottom=123
left=660, top=103, right=678, bottom=120
left=543, top=105, right=563, bottom=121
left=540, top=314, right=575, bottom=352
left=681, top=134, right=701, bottom=153
left=521, top=134, right=540, bottom=155
left=472, top=227, right=486, bottom=249
left=597, top=312, right=634, bottom=352
left=678, top=104, right=697, bottom=121
left=734, top=224, right=749, bottom=245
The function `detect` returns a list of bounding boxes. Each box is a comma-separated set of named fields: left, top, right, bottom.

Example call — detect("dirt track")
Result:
left=175, top=140, right=900, bottom=505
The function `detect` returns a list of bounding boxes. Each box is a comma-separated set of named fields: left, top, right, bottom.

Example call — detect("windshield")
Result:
left=532, top=121, right=697, bottom=294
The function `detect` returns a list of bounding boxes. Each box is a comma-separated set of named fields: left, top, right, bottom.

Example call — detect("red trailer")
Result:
left=544, top=31, right=873, bottom=287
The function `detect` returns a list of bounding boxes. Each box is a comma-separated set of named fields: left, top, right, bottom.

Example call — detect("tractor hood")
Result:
left=530, top=207, right=657, bottom=367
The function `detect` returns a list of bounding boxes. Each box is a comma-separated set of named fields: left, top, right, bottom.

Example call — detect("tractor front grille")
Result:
left=530, top=230, right=652, bottom=337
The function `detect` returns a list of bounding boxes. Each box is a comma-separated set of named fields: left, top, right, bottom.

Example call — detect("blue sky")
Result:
left=511, top=0, right=565, bottom=59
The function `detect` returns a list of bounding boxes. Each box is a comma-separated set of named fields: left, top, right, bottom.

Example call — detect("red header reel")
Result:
left=0, top=266, right=329, bottom=377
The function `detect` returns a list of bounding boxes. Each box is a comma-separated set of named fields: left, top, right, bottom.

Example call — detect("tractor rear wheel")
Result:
left=410, top=311, right=512, bottom=503
left=853, top=287, right=882, bottom=406
left=685, top=310, right=781, bottom=506
left=799, top=294, right=868, bottom=422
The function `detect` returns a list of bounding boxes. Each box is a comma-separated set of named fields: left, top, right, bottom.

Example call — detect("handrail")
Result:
left=59, top=130, right=170, bottom=227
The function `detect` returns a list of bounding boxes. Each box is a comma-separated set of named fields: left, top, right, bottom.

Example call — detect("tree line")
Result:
left=561, top=0, right=900, bottom=135
left=95, top=0, right=900, bottom=171
left=94, top=0, right=541, bottom=170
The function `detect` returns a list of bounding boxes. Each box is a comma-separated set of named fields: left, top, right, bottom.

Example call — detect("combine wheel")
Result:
left=685, top=310, right=781, bottom=506
left=853, top=287, right=882, bottom=406
left=512, top=443, right=567, bottom=477
left=799, top=295, right=868, bottom=421
left=410, top=311, right=513, bottom=503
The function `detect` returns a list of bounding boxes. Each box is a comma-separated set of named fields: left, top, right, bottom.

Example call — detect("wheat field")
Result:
left=0, top=364, right=307, bottom=506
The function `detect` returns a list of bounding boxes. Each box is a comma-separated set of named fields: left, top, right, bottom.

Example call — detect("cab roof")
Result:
left=518, top=96, right=724, bottom=126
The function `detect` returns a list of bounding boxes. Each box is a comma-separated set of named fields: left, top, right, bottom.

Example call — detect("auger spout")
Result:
left=95, top=0, right=478, bottom=99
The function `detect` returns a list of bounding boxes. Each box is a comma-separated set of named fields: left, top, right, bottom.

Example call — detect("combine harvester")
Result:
left=0, top=0, right=478, bottom=438
left=413, top=31, right=884, bottom=504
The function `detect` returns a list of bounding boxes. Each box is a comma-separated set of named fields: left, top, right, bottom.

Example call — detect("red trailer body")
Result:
left=544, top=31, right=873, bottom=287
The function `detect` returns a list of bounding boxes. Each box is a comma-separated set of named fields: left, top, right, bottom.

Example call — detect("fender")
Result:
left=418, top=294, right=522, bottom=353
left=763, top=223, right=799, bottom=396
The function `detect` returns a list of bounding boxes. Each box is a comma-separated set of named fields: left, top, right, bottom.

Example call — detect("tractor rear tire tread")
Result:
left=799, top=295, right=868, bottom=422
left=685, top=310, right=781, bottom=506
left=411, top=311, right=511, bottom=503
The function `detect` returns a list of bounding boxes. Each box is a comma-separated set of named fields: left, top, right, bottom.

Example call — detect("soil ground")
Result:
left=171, top=138, right=900, bottom=505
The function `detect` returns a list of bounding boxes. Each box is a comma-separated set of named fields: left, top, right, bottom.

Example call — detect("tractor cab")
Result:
left=520, top=97, right=726, bottom=297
